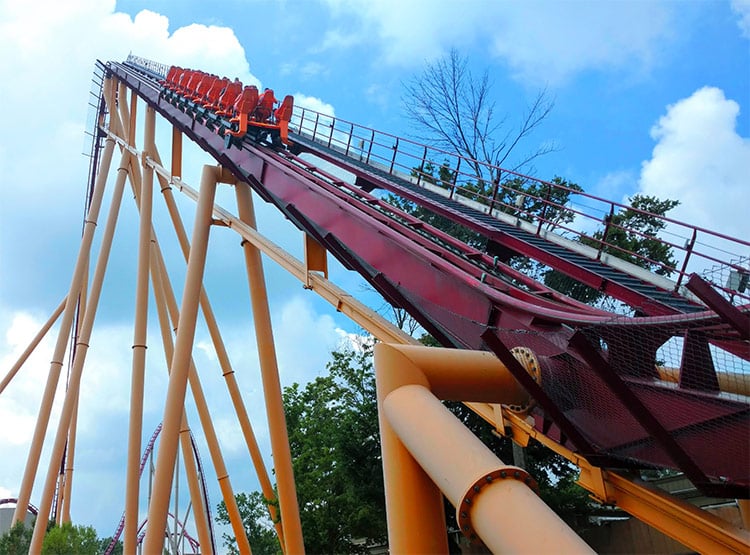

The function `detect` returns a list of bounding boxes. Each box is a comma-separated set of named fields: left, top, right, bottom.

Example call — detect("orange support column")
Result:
left=375, top=343, right=593, bottom=554
left=124, top=105, right=155, bottom=554
left=12, top=133, right=116, bottom=529
left=375, top=345, right=449, bottom=554
left=384, top=384, right=594, bottom=553
left=235, top=181, right=305, bottom=554
left=151, top=145, right=285, bottom=551
left=172, top=126, right=182, bottom=179
left=27, top=141, right=126, bottom=552
left=142, top=165, right=219, bottom=554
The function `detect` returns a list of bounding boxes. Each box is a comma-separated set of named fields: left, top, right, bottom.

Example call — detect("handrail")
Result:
left=289, top=105, right=749, bottom=304
left=120, top=54, right=748, bottom=305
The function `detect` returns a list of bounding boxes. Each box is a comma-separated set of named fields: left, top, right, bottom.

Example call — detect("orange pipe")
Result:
left=14, top=134, right=116, bottom=530
left=142, top=165, right=218, bottom=554
left=375, top=344, right=449, bottom=554
left=0, top=299, right=65, bottom=395
left=235, top=182, right=304, bottom=554
left=375, top=343, right=593, bottom=554
left=384, top=384, right=594, bottom=553
left=150, top=252, right=214, bottom=554
left=124, top=104, right=152, bottom=554
left=27, top=141, right=124, bottom=552
left=152, top=148, right=285, bottom=550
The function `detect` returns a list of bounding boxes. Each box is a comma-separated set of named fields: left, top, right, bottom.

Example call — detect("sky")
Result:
left=0, top=0, right=748, bottom=548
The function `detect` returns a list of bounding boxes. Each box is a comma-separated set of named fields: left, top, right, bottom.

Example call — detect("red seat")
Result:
left=226, top=86, right=260, bottom=137
left=161, top=66, right=179, bottom=88
left=253, top=89, right=277, bottom=122
left=274, top=95, right=294, bottom=145
left=203, top=77, right=228, bottom=107
left=191, top=74, right=216, bottom=102
left=215, top=80, right=243, bottom=115
left=184, top=71, right=205, bottom=97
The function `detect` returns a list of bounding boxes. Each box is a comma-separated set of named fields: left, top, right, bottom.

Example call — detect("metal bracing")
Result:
left=141, top=162, right=219, bottom=553
left=109, top=115, right=748, bottom=553
left=4, top=63, right=748, bottom=555
left=13, top=131, right=116, bottom=529
left=0, top=298, right=65, bottom=395
left=466, top=402, right=750, bottom=554
left=151, top=143, right=286, bottom=551
left=235, top=180, right=304, bottom=554
left=375, top=343, right=594, bottom=553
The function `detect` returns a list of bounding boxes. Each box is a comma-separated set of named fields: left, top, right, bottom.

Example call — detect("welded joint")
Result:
left=577, top=464, right=615, bottom=505
left=457, top=466, right=539, bottom=543
left=507, top=346, right=541, bottom=414
left=216, top=165, right=237, bottom=185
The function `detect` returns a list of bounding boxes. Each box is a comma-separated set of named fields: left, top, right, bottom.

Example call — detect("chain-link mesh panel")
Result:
left=390, top=281, right=749, bottom=495
left=700, top=256, right=750, bottom=306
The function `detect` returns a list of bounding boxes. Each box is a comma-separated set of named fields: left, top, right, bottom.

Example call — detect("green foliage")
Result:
left=285, top=344, right=386, bottom=553
left=0, top=521, right=33, bottom=555
left=219, top=344, right=386, bottom=555
left=589, top=194, right=680, bottom=275
left=0, top=520, right=98, bottom=555
left=41, top=522, right=99, bottom=555
left=543, top=194, right=681, bottom=305
left=99, top=536, right=123, bottom=555
left=216, top=491, right=281, bottom=555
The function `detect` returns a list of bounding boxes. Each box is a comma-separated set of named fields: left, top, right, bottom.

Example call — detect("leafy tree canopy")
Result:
left=218, top=343, right=387, bottom=555
left=0, top=520, right=101, bottom=555
left=543, top=194, right=681, bottom=306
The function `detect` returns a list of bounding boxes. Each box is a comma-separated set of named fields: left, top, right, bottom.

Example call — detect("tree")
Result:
left=218, top=343, right=387, bottom=554
left=99, top=536, right=123, bottom=555
left=40, top=523, right=99, bottom=555
left=543, top=194, right=681, bottom=307
left=0, top=521, right=33, bottom=555
left=216, top=492, right=280, bottom=555
left=403, top=48, right=556, bottom=185
left=587, top=194, right=680, bottom=275
left=0, top=520, right=102, bottom=555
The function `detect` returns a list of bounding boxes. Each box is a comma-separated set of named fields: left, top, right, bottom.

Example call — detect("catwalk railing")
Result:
left=289, top=106, right=750, bottom=305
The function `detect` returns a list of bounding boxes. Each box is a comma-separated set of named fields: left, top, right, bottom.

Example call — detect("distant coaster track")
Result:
left=111, top=57, right=749, bottom=500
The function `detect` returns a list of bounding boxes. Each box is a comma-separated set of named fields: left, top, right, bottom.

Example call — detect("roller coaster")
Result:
left=1, top=53, right=748, bottom=553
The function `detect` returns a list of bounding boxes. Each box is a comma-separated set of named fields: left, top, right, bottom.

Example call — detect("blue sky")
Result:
left=0, top=0, right=748, bottom=548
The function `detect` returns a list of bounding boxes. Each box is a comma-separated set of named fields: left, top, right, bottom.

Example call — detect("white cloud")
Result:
left=274, top=295, right=347, bottom=385
left=0, top=0, right=351, bottom=539
left=489, top=2, right=672, bottom=85
left=731, top=0, right=750, bottom=38
left=320, top=0, right=675, bottom=84
left=0, top=0, right=262, bottom=313
left=316, top=28, right=363, bottom=53
left=293, top=93, right=336, bottom=117
left=637, top=87, right=750, bottom=268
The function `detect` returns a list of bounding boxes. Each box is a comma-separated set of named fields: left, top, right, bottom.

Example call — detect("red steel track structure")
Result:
left=110, top=59, right=748, bottom=503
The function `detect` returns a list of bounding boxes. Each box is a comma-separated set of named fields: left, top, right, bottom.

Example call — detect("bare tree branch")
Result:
left=402, top=49, right=558, bottom=184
